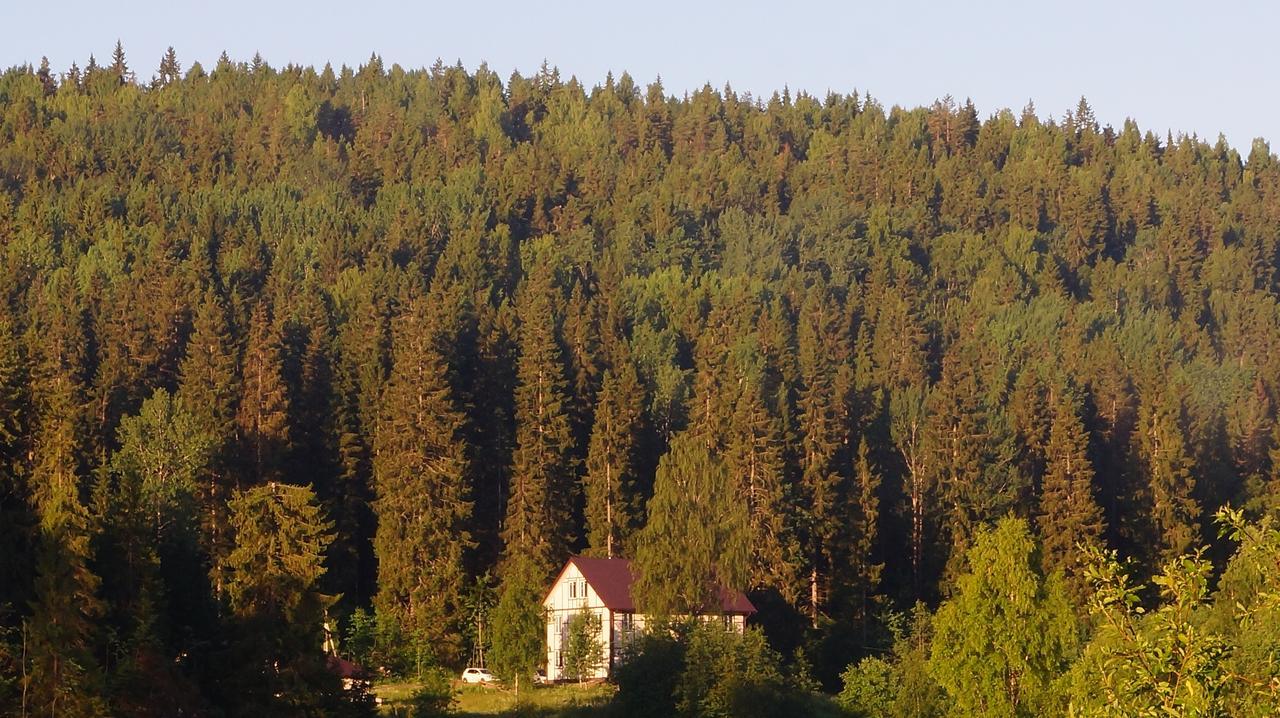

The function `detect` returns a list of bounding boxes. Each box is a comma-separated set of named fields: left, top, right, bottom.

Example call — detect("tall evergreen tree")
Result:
left=157, top=46, right=180, bottom=86
left=110, top=39, right=130, bottom=84
left=849, top=438, right=882, bottom=621
left=235, top=302, right=290, bottom=487
left=796, top=287, right=854, bottom=622
left=1037, top=386, right=1105, bottom=594
left=24, top=284, right=108, bottom=717
left=502, top=268, right=576, bottom=575
left=372, top=298, right=473, bottom=663
left=0, top=313, right=33, bottom=616
left=220, top=482, right=345, bottom=717
left=583, top=363, right=643, bottom=558
left=1137, top=397, right=1201, bottom=565
left=723, top=373, right=796, bottom=599
left=633, top=433, right=750, bottom=617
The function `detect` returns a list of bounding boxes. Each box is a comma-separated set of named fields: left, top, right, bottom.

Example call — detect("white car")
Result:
left=460, top=667, right=494, bottom=684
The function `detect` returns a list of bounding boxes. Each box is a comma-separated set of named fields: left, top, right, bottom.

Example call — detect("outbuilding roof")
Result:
left=546, top=556, right=756, bottom=615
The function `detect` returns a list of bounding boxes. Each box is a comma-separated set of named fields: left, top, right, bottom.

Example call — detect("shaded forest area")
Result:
left=1, top=44, right=1279, bottom=716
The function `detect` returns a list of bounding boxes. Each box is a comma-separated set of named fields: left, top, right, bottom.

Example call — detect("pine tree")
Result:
left=633, top=433, right=750, bottom=617
left=502, top=269, right=576, bottom=575
left=583, top=363, right=643, bottom=558
left=1038, top=387, right=1105, bottom=594
left=372, top=298, right=473, bottom=663
left=235, top=302, right=290, bottom=486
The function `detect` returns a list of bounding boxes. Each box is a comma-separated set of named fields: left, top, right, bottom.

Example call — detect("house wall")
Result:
left=543, top=563, right=612, bottom=681
left=542, top=562, right=753, bottom=682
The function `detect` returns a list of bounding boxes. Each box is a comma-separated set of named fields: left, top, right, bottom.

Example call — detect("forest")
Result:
left=0, top=43, right=1279, bottom=717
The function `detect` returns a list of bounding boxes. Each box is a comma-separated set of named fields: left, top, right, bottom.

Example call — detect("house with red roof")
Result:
left=541, top=556, right=755, bottom=681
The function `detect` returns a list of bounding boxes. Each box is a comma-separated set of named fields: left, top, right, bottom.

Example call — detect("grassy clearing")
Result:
left=375, top=678, right=614, bottom=717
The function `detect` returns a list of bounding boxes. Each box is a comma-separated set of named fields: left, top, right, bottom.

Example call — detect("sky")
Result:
left=3, top=0, right=1276, bottom=151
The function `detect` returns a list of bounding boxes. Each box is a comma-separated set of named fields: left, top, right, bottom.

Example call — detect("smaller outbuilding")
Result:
left=541, top=556, right=755, bottom=682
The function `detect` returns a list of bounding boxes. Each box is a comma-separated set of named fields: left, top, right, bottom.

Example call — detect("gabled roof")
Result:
left=545, top=556, right=755, bottom=615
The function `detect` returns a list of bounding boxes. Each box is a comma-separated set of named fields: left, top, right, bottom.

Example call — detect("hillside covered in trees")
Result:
left=1, top=45, right=1279, bottom=716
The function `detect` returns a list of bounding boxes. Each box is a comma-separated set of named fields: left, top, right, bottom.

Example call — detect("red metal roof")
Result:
left=553, top=556, right=756, bottom=615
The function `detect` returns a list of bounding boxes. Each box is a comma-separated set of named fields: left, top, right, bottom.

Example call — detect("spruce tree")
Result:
left=503, top=268, right=575, bottom=575
left=372, top=298, right=473, bottom=663
left=0, top=313, right=33, bottom=615
left=1038, top=387, right=1105, bottom=595
left=235, top=302, right=290, bottom=486
left=221, top=482, right=342, bottom=716
left=796, top=287, right=853, bottom=622
left=633, top=433, right=750, bottom=617
left=180, top=292, right=240, bottom=459
left=25, top=318, right=107, bottom=716
left=583, top=363, right=643, bottom=558
left=1138, top=398, right=1201, bottom=565
left=157, top=46, right=180, bottom=86
left=723, top=373, right=795, bottom=599
left=178, top=291, right=242, bottom=595
left=849, top=438, right=882, bottom=621
left=110, top=39, right=130, bottom=84
left=490, top=553, right=545, bottom=701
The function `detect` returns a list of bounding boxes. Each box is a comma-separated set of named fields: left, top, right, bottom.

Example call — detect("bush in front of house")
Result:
left=612, top=621, right=838, bottom=718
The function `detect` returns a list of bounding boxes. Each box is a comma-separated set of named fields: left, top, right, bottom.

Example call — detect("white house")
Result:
left=541, top=556, right=755, bottom=682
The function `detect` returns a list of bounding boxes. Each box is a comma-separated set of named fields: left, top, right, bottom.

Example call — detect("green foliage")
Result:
left=111, top=389, right=215, bottom=538
left=562, top=608, right=605, bottom=683
left=220, top=482, right=343, bottom=715
left=3, top=47, right=1280, bottom=713
left=1068, top=546, right=1230, bottom=717
left=410, top=667, right=458, bottom=717
left=633, top=434, right=750, bottom=617
left=373, top=296, right=473, bottom=664
left=490, top=555, right=545, bottom=697
left=928, top=517, right=1078, bottom=717
left=504, top=265, right=577, bottom=575
left=613, top=621, right=824, bottom=718
left=612, top=631, right=686, bottom=718
left=584, top=363, right=644, bottom=558
left=838, top=656, right=898, bottom=717
left=1206, top=508, right=1280, bottom=716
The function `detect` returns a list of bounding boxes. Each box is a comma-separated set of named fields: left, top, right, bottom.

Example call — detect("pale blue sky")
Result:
left=5, top=0, right=1276, bottom=150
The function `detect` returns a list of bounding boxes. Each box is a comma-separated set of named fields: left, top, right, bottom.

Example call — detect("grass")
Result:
left=375, top=678, right=614, bottom=717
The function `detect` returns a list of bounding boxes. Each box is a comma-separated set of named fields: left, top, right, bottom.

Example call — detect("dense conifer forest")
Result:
left=1, top=46, right=1279, bottom=716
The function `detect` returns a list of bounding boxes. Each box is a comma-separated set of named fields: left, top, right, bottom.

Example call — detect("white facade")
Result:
left=543, top=561, right=616, bottom=681
left=542, top=557, right=751, bottom=682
